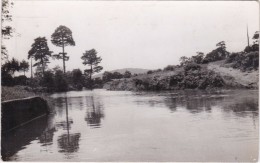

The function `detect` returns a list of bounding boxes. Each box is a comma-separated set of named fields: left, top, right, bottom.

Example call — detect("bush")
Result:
left=169, top=73, right=184, bottom=87
left=203, top=47, right=229, bottom=63
left=1, top=71, right=14, bottom=86
left=244, top=44, right=259, bottom=53
left=14, top=75, right=28, bottom=86
left=54, top=70, right=68, bottom=92
left=225, top=51, right=259, bottom=71
left=163, top=65, right=175, bottom=71
left=41, top=71, right=55, bottom=92
left=184, top=63, right=201, bottom=74
left=147, top=70, right=153, bottom=74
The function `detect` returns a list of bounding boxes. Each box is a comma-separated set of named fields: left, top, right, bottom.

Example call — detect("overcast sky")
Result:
left=4, top=1, right=259, bottom=76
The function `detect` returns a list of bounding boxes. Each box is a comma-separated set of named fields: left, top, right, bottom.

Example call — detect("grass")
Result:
left=1, top=85, right=55, bottom=113
left=1, top=86, right=37, bottom=101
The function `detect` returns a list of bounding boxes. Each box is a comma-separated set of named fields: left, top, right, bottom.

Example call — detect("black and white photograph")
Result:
left=1, top=0, right=259, bottom=162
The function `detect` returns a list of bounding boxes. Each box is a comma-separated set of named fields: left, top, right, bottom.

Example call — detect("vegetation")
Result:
left=51, top=25, right=75, bottom=73
left=1, top=1, right=258, bottom=93
left=104, top=34, right=259, bottom=91
left=81, top=49, right=103, bottom=88
left=28, top=37, right=53, bottom=75
left=1, top=0, right=13, bottom=61
left=19, top=60, right=29, bottom=75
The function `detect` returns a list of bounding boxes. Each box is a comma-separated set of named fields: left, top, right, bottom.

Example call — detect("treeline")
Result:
left=2, top=25, right=104, bottom=92
left=147, top=31, right=259, bottom=75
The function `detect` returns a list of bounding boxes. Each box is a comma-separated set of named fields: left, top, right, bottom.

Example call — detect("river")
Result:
left=1, top=89, right=258, bottom=161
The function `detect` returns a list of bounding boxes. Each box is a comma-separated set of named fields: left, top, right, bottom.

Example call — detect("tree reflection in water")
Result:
left=1, top=115, right=55, bottom=161
left=85, top=96, right=104, bottom=128
left=57, top=97, right=81, bottom=154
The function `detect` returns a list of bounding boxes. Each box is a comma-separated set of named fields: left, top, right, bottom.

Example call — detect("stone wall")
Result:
left=2, top=96, right=49, bottom=132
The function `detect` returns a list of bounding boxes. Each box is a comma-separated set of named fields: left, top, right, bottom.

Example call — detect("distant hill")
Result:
left=93, top=68, right=149, bottom=79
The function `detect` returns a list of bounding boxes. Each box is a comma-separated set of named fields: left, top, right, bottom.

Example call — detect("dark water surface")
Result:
left=2, top=89, right=259, bottom=161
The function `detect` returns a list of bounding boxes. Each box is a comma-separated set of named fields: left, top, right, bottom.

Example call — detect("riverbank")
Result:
left=103, top=61, right=258, bottom=91
left=2, top=86, right=54, bottom=112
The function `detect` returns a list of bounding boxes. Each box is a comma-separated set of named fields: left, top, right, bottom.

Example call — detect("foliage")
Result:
left=71, top=69, right=84, bottom=90
left=191, top=52, right=204, bottom=64
left=184, top=63, right=201, bottom=74
left=93, top=77, right=103, bottom=88
left=102, top=71, right=113, bottom=82
left=124, top=71, right=132, bottom=78
left=7, top=57, right=20, bottom=75
left=1, top=70, right=13, bottom=86
left=54, top=70, right=68, bottom=92
left=51, top=25, right=75, bottom=73
left=147, top=70, right=153, bottom=74
left=102, top=71, right=126, bottom=82
left=81, top=49, right=103, bottom=88
left=226, top=51, right=259, bottom=71
left=41, top=71, right=55, bottom=92
left=13, top=75, right=28, bottom=85
left=179, top=56, right=190, bottom=66
left=203, top=47, right=229, bottom=63
left=28, top=37, right=52, bottom=74
left=1, top=0, right=14, bottom=61
left=19, top=60, right=29, bottom=75
left=163, top=65, right=175, bottom=71
left=252, top=31, right=259, bottom=44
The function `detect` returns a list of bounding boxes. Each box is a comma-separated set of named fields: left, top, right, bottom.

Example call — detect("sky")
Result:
left=3, top=1, right=259, bottom=76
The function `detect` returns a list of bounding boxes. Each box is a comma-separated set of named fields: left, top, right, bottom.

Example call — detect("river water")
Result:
left=2, top=89, right=259, bottom=161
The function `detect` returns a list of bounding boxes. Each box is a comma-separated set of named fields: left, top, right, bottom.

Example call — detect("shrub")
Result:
left=54, top=70, right=68, bottom=92
left=184, top=63, right=201, bottom=74
left=203, top=47, right=229, bottom=63
left=14, top=75, right=28, bottom=86
left=1, top=71, right=14, bottom=86
left=163, top=65, right=175, bottom=71
left=41, top=71, right=55, bottom=92
left=225, top=51, right=259, bottom=71
left=147, top=70, right=153, bottom=74
left=169, top=73, right=184, bottom=87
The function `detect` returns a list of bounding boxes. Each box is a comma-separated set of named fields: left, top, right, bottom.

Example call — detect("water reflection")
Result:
left=136, top=90, right=258, bottom=117
left=164, top=94, right=226, bottom=113
left=1, top=115, right=55, bottom=161
left=57, top=133, right=81, bottom=153
left=1, top=90, right=258, bottom=161
left=57, top=97, right=81, bottom=154
left=85, top=96, right=104, bottom=128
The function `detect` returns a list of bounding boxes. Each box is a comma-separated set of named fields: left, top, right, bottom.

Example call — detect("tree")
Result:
left=124, top=71, right=132, bottom=78
left=216, top=41, right=226, bottom=50
left=51, top=25, right=75, bottom=73
left=191, top=52, right=204, bottom=64
left=8, top=57, right=20, bottom=76
left=179, top=56, right=190, bottom=66
left=1, top=0, right=14, bottom=61
left=81, top=49, right=103, bottom=88
left=71, top=69, right=83, bottom=89
left=102, top=71, right=113, bottom=82
left=28, top=37, right=53, bottom=75
left=19, top=60, right=29, bottom=75
left=253, top=31, right=259, bottom=44
left=112, top=72, right=123, bottom=79
left=54, top=70, right=68, bottom=92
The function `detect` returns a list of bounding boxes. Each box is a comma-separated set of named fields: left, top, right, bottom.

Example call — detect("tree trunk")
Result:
left=31, top=58, right=33, bottom=79
left=41, top=59, right=44, bottom=76
left=62, top=37, right=66, bottom=73
left=90, top=64, right=93, bottom=90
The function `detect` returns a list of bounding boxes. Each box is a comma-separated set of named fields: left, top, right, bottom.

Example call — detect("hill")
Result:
left=103, top=61, right=258, bottom=91
left=93, top=68, right=149, bottom=79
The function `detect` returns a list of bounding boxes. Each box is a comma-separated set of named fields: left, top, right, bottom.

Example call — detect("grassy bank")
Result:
left=103, top=61, right=258, bottom=91
left=1, top=86, right=55, bottom=112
